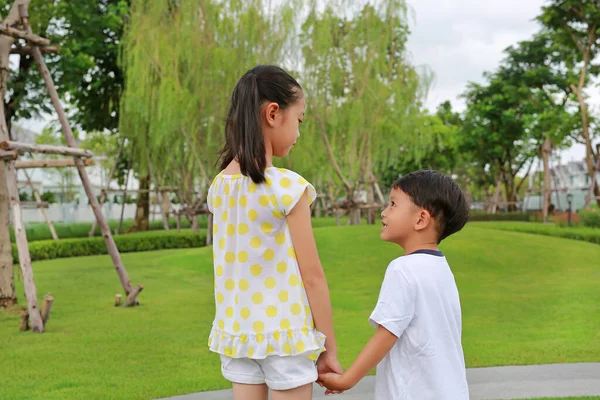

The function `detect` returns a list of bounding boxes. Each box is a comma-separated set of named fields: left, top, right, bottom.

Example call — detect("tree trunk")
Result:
left=0, top=160, right=15, bottom=308
left=129, top=174, right=150, bottom=232
left=160, top=189, right=171, bottom=231
left=542, top=139, right=552, bottom=222
left=584, top=141, right=600, bottom=207
left=503, top=173, right=518, bottom=212
left=571, top=50, right=600, bottom=207
left=206, top=213, right=213, bottom=246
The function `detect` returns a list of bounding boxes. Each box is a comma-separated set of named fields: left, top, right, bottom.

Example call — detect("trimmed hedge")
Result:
left=12, top=230, right=206, bottom=264
left=13, top=216, right=209, bottom=243
left=468, top=212, right=531, bottom=222
left=471, top=222, right=600, bottom=246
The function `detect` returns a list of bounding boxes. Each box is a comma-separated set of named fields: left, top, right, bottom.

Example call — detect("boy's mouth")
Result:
left=381, top=222, right=388, bottom=231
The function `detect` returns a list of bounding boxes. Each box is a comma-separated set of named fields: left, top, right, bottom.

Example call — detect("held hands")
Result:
left=316, top=352, right=349, bottom=395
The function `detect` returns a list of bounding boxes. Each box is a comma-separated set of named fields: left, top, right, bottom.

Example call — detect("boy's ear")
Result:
left=414, top=209, right=432, bottom=232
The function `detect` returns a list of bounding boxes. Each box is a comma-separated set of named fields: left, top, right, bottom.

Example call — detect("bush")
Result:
left=578, top=205, right=600, bottom=229
left=468, top=212, right=531, bottom=222
left=13, top=216, right=209, bottom=242
left=12, top=230, right=206, bottom=264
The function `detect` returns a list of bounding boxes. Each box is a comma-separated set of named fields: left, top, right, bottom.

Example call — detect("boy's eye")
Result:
left=390, top=201, right=395, bottom=207
left=298, top=119, right=303, bottom=124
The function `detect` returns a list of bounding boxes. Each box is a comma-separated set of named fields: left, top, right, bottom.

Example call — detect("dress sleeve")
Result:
left=273, top=170, right=317, bottom=216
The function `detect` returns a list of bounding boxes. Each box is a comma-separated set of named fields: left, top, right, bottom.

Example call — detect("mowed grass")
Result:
left=1, top=225, right=599, bottom=399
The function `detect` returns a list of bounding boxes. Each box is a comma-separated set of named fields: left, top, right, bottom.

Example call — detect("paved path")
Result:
left=158, top=363, right=600, bottom=400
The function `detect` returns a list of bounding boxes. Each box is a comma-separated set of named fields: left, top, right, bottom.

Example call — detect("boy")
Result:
left=318, top=170, right=470, bottom=399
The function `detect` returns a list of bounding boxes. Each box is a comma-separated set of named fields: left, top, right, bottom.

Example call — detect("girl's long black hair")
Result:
left=218, top=65, right=302, bottom=183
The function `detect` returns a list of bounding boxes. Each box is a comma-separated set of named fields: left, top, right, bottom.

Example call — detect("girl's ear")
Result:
left=264, top=102, right=280, bottom=127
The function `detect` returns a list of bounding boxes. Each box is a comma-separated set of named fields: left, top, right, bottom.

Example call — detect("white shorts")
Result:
left=220, top=354, right=317, bottom=391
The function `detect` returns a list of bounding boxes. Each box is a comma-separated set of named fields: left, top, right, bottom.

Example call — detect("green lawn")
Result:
left=470, top=221, right=600, bottom=239
left=1, top=225, right=599, bottom=399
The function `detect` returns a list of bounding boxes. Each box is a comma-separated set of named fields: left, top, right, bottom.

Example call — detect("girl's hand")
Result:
left=318, top=372, right=352, bottom=392
left=316, top=351, right=343, bottom=376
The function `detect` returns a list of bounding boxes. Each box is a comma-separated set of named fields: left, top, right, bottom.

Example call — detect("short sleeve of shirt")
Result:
left=369, top=262, right=416, bottom=338
left=272, top=169, right=317, bottom=216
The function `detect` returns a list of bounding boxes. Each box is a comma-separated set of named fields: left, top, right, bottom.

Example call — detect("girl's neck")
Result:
left=225, top=152, right=273, bottom=175
left=264, top=142, right=273, bottom=167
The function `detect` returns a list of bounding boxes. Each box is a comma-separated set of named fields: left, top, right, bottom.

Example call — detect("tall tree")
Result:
left=538, top=0, right=600, bottom=206
left=460, top=71, right=539, bottom=211
left=120, top=0, right=299, bottom=231
left=300, top=0, right=427, bottom=224
left=502, top=32, right=579, bottom=218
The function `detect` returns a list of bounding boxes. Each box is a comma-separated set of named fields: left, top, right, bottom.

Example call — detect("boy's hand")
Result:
left=318, top=372, right=352, bottom=392
left=316, top=352, right=345, bottom=394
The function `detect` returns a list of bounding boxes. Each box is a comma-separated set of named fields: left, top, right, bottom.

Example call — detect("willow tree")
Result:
left=120, top=0, right=299, bottom=232
left=299, top=0, right=428, bottom=224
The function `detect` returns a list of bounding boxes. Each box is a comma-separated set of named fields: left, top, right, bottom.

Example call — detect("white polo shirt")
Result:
left=369, top=250, right=469, bottom=400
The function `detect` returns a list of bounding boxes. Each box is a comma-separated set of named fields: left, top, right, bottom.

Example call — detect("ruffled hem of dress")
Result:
left=207, top=324, right=326, bottom=360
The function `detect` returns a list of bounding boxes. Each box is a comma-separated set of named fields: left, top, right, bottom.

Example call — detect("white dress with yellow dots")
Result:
left=207, top=167, right=326, bottom=360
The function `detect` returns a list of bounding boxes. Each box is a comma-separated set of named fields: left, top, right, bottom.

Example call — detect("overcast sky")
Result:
left=22, top=0, right=597, bottom=164
left=405, top=0, right=598, bottom=163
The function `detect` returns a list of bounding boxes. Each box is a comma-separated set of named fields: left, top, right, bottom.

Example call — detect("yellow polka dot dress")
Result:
left=207, top=167, right=326, bottom=360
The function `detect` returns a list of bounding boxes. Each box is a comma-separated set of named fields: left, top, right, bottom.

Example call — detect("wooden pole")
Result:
left=4, top=160, right=44, bottom=332
left=114, top=294, right=122, bottom=307
left=0, top=140, right=93, bottom=158
left=0, top=23, right=50, bottom=46
left=124, top=284, right=143, bottom=307
left=23, top=169, right=58, bottom=240
left=89, top=139, right=124, bottom=237
left=41, top=294, right=53, bottom=328
left=27, top=24, right=136, bottom=302
left=19, top=308, right=29, bottom=331
left=10, top=45, right=59, bottom=55
left=16, top=157, right=93, bottom=169
left=0, top=149, right=17, bottom=159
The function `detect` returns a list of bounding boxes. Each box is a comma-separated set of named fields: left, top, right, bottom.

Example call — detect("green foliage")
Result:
left=12, top=230, right=206, bottom=263
left=40, top=191, right=57, bottom=204
left=578, top=205, right=600, bottom=229
left=298, top=0, right=426, bottom=197
left=53, top=0, right=130, bottom=133
left=18, top=190, right=29, bottom=201
left=120, top=0, right=298, bottom=204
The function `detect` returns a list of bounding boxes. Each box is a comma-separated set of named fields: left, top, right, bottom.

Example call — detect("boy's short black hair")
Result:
left=392, top=170, right=470, bottom=243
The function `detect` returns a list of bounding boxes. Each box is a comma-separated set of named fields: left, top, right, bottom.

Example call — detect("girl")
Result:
left=207, top=65, right=342, bottom=400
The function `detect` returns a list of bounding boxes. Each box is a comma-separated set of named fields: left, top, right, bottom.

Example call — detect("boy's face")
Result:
left=380, top=188, right=422, bottom=245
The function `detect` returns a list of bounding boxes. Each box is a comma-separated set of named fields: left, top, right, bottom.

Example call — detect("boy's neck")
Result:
left=398, top=236, right=439, bottom=256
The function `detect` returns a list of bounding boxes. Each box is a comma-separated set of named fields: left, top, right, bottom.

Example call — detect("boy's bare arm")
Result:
left=318, top=325, right=398, bottom=391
